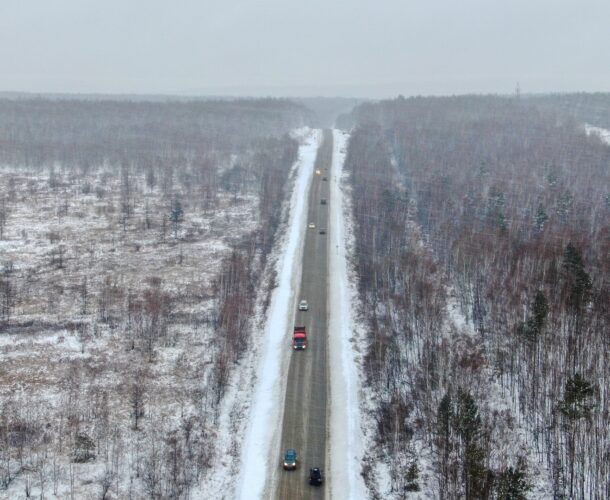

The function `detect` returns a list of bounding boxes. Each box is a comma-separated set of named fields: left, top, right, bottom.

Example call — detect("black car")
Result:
left=320, top=198, right=327, bottom=205
left=309, top=467, right=324, bottom=486
left=319, top=228, right=326, bottom=234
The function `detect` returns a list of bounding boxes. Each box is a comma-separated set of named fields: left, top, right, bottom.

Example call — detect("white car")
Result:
left=298, top=300, right=309, bottom=311
left=308, top=222, right=316, bottom=228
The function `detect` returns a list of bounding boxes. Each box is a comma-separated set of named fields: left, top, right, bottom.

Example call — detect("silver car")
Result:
left=298, top=300, right=309, bottom=311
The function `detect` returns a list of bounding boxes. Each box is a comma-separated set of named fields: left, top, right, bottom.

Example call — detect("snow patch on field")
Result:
left=328, top=129, right=367, bottom=499
left=585, top=124, right=610, bottom=144
left=0, top=155, right=265, bottom=498
left=235, top=128, right=321, bottom=499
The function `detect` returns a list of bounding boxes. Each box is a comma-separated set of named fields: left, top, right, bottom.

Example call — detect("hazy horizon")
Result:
left=1, top=0, right=609, bottom=98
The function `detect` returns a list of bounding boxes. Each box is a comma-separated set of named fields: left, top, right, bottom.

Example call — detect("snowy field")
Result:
left=586, top=124, right=610, bottom=144
left=0, top=155, right=263, bottom=498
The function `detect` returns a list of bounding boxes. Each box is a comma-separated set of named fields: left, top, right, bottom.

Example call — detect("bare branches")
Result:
left=0, top=98, right=305, bottom=497
left=344, top=96, right=609, bottom=498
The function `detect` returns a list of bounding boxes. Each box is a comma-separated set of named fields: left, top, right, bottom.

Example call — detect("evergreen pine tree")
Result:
left=437, top=393, right=452, bottom=445
left=562, top=243, right=592, bottom=312
left=436, top=392, right=453, bottom=496
left=522, top=290, right=548, bottom=342
left=405, top=461, right=420, bottom=492
left=455, top=390, right=488, bottom=499
left=558, top=373, right=596, bottom=421
left=495, top=457, right=530, bottom=500
left=534, top=202, right=548, bottom=232
left=487, top=187, right=507, bottom=231
left=170, top=197, right=184, bottom=238
left=558, top=373, right=596, bottom=498
left=455, top=390, right=481, bottom=444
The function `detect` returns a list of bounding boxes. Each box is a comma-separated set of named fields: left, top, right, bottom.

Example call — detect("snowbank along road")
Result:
left=327, top=129, right=366, bottom=499
left=237, top=129, right=321, bottom=499
left=237, top=128, right=365, bottom=500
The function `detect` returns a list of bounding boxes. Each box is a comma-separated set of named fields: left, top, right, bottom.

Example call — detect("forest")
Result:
left=1, top=93, right=608, bottom=499
left=0, top=97, right=309, bottom=498
left=339, top=95, right=609, bottom=499
left=527, top=92, right=610, bottom=130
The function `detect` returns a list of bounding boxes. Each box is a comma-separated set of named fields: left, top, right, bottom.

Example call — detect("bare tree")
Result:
left=0, top=197, right=7, bottom=239
left=130, top=370, right=147, bottom=431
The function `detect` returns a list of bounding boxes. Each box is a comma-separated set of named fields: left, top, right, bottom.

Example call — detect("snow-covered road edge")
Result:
left=328, top=129, right=367, bottom=499
left=236, top=128, right=322, bottom=500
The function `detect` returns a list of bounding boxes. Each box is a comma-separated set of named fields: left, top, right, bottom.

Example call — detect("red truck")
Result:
left=292, top=326, right=307, bottom=350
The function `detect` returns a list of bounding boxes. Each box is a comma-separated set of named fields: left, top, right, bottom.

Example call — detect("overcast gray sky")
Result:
left=1, top=0, right=609, bottom=97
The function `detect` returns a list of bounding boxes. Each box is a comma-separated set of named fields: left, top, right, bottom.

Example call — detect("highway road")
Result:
left=274, top=130, right=332, bottom=500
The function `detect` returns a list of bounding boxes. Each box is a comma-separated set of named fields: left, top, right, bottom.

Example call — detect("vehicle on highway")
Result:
left=308, top=222, right=316, bottom=228
left=292, top=326, right=307, bottom=350
left=283, top=449, right=297, bottom=470
left=298, top=300, right=309, bottom=311
left=320, top=198, right=327, bottom=205
left=309, top=467, right=324, bottom=486
left=322, top=176, right=328, bottom=181
left=315, top=169, right=321, bottom=175
left=319, top=228, right=326, bottom=234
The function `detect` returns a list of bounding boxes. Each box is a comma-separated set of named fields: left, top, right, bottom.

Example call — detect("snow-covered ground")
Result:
left=327, top=129, right=367, bottom=499
left=0, top=153, right=264, bottom=498
left=585, top=124, right=610, bottom=144
left=235, top=129, right=321, bottom=499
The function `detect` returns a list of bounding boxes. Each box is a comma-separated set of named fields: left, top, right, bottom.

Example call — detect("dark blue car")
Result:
left=283, top=449, right=297, bottom=470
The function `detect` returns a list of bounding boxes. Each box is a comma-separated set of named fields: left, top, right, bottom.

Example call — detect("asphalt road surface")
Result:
left=274, top=130, right=332, bottom=500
